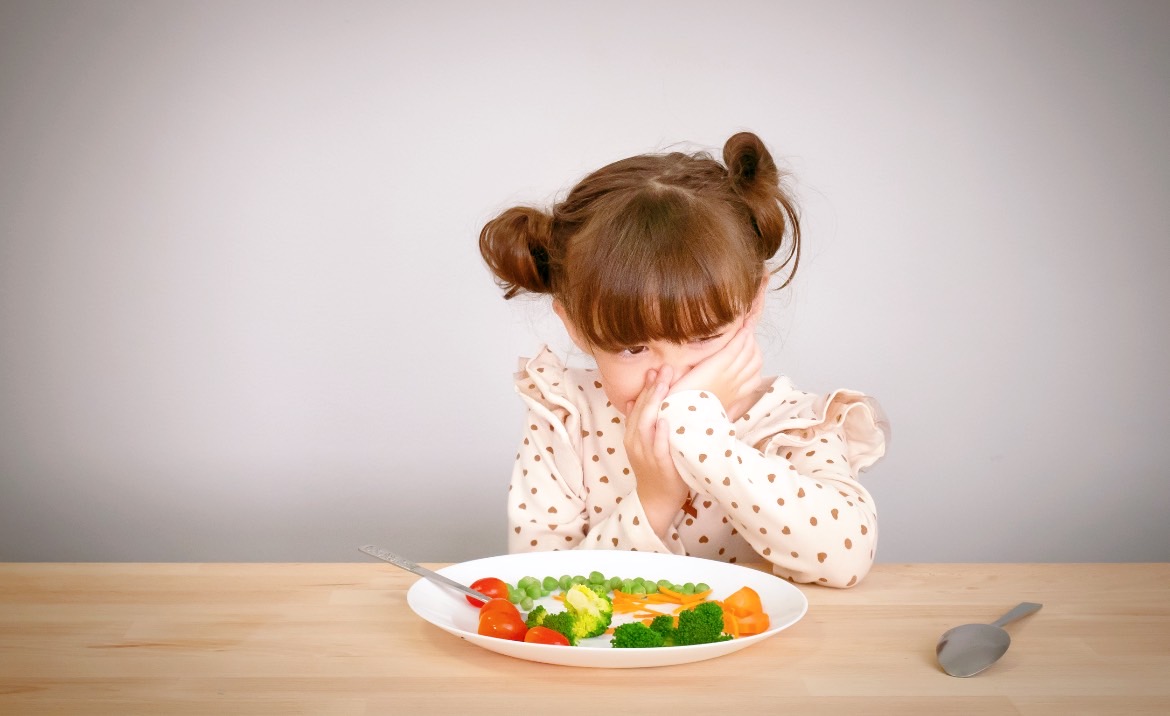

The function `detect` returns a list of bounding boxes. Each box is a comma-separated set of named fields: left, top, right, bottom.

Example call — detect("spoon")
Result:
left=358, top=544, right=490, bottom=603
left=936, top=602, right=1043, bottom=677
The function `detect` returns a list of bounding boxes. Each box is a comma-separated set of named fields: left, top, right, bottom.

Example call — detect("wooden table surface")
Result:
left=1, top=562, right=1167, bottom=715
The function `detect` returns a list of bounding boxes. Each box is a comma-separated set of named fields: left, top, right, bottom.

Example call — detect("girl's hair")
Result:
left=479, top=131, right=801, bottom=352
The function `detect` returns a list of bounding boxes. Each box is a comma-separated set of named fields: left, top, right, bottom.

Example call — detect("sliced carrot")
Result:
left=657, top=586, right=713, bottom=604
left=721, top=607, right=740, bottom=639
left=547, top=583, right=766, bottom=640
left=736, top=611, right=771, bottom=636
left=722, top=586, right=764, bottom=618
left=716, top=587, right=769, bottom=636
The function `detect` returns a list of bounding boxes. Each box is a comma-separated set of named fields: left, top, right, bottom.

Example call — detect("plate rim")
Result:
left=404, top=550, right=808, bottom=668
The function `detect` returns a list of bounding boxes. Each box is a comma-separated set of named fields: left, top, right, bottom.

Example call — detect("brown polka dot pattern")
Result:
left=507, top=346, right=886, bottom=589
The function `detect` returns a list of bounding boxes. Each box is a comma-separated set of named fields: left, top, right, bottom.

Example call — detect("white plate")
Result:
left=405, top=551, right=808, bottom=668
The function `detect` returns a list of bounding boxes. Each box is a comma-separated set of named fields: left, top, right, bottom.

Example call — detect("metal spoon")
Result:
left=359, top=544, right=490, bottom=603
left=936, top=602, right=1043, bottom=677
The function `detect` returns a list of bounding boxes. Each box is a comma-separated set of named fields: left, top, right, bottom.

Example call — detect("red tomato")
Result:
left=523, top=626, right=570, bottom=646
left=465, top=577, right=510, bottom=607
left=479, top=597, right=520, bottom=616
left=478, top=605, right=527, bottom=641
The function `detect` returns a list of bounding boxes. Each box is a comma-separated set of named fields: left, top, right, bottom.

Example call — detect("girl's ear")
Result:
left=553, top=300, right=591, bottom=354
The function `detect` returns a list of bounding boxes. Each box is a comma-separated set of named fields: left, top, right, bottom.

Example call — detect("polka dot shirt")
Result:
left=507, top=346, right=890, bottom=588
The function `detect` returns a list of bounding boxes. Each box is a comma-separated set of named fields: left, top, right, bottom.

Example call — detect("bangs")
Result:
left=560, top=188, right=761, bottom=352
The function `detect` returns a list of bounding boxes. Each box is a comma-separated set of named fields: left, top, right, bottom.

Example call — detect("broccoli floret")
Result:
left=526, top=603, right=578, bottom=645
left=540, top=610, right=579, bottom=645
left=674, top=601, right=733, bottom=646
left=524, top=605, right=549, bottom=629
left=649, top=614, right=675, bottom=635
left=611, top=622, right=665, bottom=648
left=522, top=584, right=612, bottom=646
left=562, top=583, right=613, bottom=640
left=585, top=582, right=610, bottom=598
left=615, top=602, right=731, bottom=648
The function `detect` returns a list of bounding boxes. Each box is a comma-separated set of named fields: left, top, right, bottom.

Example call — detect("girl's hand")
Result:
left=669, top=317, right=763, bottom=422
left=624, top=365, right=689, bottom=538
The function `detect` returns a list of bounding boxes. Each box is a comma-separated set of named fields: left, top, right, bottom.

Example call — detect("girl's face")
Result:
left=555, top=280, right=765, bottom=415
left=585, top=328, right=743, bottom=415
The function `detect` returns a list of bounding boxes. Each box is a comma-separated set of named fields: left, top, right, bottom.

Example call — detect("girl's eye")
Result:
left=618, top=346, right=648, bottom=357
left=691, top=332, right=725, bottom=345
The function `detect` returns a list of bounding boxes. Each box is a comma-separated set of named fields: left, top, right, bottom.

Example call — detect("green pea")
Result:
left=558, top=575, right=572, bottom=591
left=520, top=596, right=534, bottom=611
left=631, top=584, right=647, bottom=595
left=682, top=582, right=696, bottom=595
left=542, top=576, right=559, bottom=591
left=621, top=579, right=634, bottom=593
left=508, top=587, right=523, bottom=603
left=588, top=570, right=606, bottom=584
left=696, top=582, right=710, bottom=593
left=571, top=575, right=587, bottom=585
left=657, top=579, right=673, bottom=591
left=526, top=583, right=542, bottom=599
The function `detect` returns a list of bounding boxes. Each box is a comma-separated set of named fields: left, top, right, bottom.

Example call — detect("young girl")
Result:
left=478, top=132, right=888, bottom=588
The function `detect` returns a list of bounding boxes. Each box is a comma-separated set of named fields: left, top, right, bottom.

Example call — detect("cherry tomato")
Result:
left=479, top=597, right=520, bottom=616
left=477, top=604, right=527, bottom=641
left=523, top=626, right=570, bottom=646
left=465, top=577, right=510, bottom=608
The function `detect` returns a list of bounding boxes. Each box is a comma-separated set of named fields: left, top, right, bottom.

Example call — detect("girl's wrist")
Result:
left=636, top=484, right=688, bottom=539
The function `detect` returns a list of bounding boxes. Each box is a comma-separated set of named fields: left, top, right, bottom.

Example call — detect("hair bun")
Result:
left=721, top=132, right=800, bottom=283
left=723, top=131, right=777, bottom=190
left=479, top=206, right=554, bottom=298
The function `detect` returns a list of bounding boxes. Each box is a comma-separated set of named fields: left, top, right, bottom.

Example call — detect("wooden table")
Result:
left=1, top=563, right=1167, bottom=715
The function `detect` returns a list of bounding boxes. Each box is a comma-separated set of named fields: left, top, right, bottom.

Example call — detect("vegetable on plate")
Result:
left=466, top=571, right=769, bottom=648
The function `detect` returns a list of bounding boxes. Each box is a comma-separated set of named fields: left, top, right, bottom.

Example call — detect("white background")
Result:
left=2, top=0, right=1167, bottom=563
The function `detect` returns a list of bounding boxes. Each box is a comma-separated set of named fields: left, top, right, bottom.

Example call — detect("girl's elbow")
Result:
left=766, top=529, right=877, bottom=588
left=829, top=548, right=876, bottom=588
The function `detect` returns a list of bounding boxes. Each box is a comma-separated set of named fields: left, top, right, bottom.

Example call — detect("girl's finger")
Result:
left=657, top=364, right=674, bottom=392
left=629, top=369, right=663, bottom=442
left=653, top=417, right=672, bottom=468
left=719, top=342, right=751, bottom=385
left=629, top=368, right=655, bottom=412
left=724, top=325, right=753, bottom=367
left=736, top=340, right=761, bottom=378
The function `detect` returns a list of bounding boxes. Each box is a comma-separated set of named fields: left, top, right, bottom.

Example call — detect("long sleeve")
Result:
left=508, top=350, right=674, bottom=554
left=660, top=387, right=887, bottom=588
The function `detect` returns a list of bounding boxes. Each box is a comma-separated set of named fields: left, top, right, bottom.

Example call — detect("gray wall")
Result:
left=2, top=0, right=1167, bottom=563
